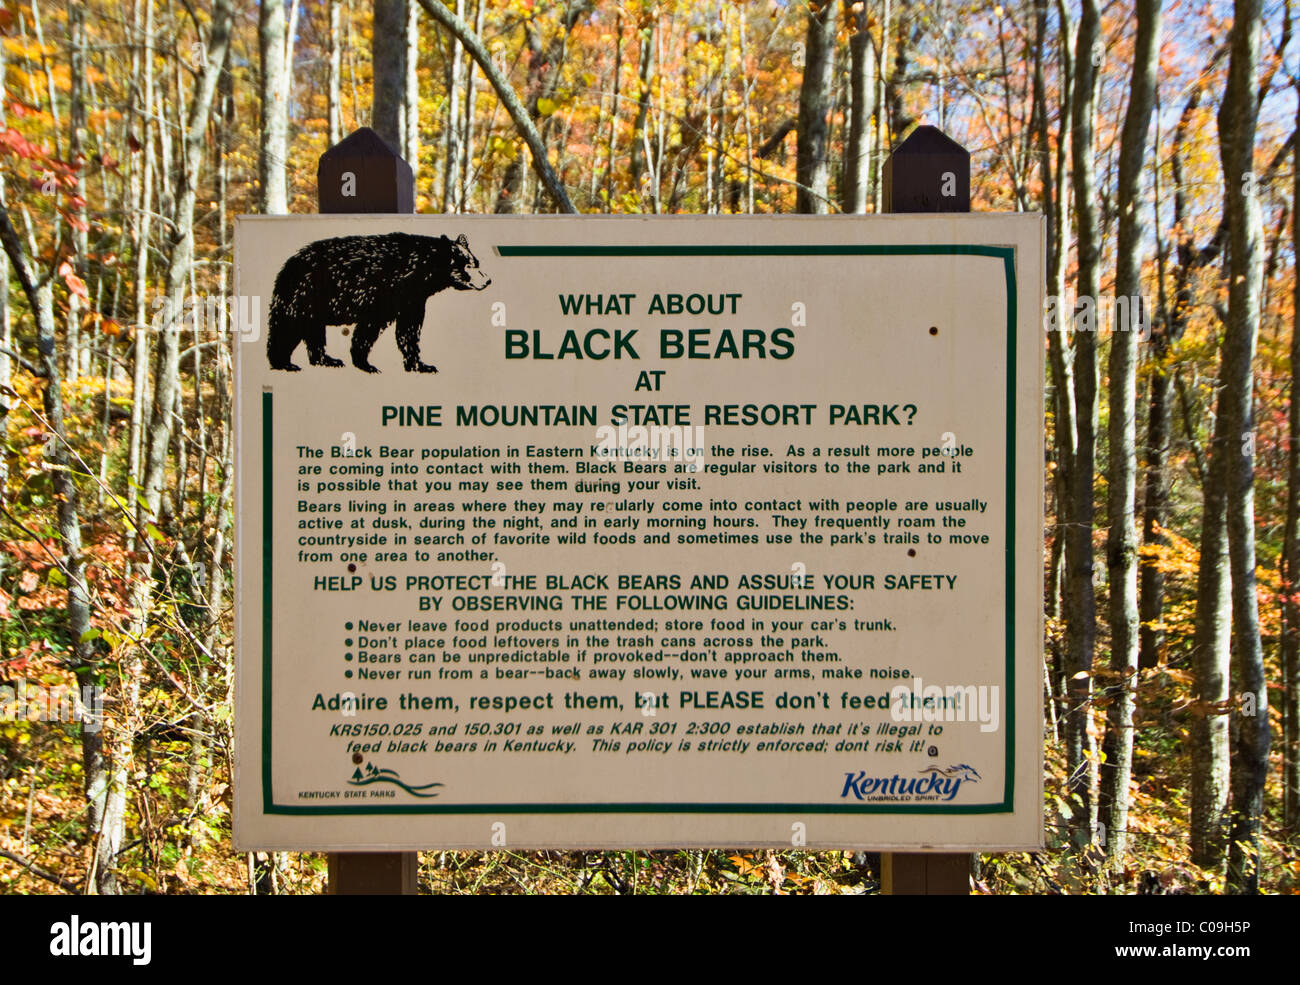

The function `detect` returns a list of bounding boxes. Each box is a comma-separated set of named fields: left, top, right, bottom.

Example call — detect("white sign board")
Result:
left=233, top=215, right=1044, bottom=851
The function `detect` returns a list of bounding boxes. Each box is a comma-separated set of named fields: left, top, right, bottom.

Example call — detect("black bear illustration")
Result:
left=266, top=232, right=490, bottom=373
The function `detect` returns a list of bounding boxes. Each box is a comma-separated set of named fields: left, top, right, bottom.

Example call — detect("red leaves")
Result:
left=3, top=126, right=45, bottom=161
left=58, top=261, right=88, bottom=299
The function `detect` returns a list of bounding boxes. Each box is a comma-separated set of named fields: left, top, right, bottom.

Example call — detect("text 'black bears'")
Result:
left=266, top=232, right=491, bottom=373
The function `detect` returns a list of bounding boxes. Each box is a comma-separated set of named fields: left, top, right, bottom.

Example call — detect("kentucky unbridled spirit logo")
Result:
left=840, top=764, right=981, bottom=802
left=348, top=761, right=443, bottom=797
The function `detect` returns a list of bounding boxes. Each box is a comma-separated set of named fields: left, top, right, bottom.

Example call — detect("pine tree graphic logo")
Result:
left=347, top=761, right=443, bottom=798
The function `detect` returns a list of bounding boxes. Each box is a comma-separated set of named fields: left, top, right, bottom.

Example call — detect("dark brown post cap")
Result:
left=317, top=126, right=415, bottom=214
left=882, top=124, right=971, bottom=214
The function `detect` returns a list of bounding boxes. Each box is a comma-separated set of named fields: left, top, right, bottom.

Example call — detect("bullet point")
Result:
left=345, top=638, right=353, bottom=646
left=345, top=653, right=353, bottom=661
left=345, top=621, right=354, bottom=630
left=345, top=670, right=353, bottom=679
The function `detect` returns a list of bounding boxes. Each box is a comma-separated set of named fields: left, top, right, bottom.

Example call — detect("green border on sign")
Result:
left=262, top=391, right=275, bottom=811
left=261, top=244, right=1018, bottom=816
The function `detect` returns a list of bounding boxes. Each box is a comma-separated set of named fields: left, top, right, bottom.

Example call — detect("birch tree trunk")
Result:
left=405, top=0, right=420, bottom=186
left=0, top=32, right=9, bottom=491
left=1279, top=78, right=1300, bottom=842
left=69, top=0, right=89, bottom=379
left=0, top=215, right=98, bottom=890
left=372, top=0, right=407, bottom=150
left=1144, top=49, right=1224, bottom=674
left=125, top=0, right=234, bottom=894
left=738, top=5, right=755, bottom=213
left=128, top=0, right=155, bottom=512
left=1100, top=0, right=1162, bottom=864
left=842, top=1, right=874, bottom=214
left=629, top=18, right=655, bottom=192
left=328, top=0, right=343, bottom=144
left=1035, top=0, right=1073, bottom=722
left=1065, top=0, right=1101, bottom=850
left=259, top=0, right=289, bottom=214
left=1217, top=0, right=1267, bottom=894
left=1285, top=87, right=1300, bottom=838
left=460, top=0, right=484, bottom=208
left=1187, top=269, right=1235, bottom=859
left=602, top=11, right=623, bottom=207
left=795, top=0, right=835, bottom=214
left=442, top=0, right=465, bottom=210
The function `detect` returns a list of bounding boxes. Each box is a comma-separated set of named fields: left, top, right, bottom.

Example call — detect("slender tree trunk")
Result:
left=0, top=31, right=9, bottom=491
left=738, top=5, right=755, bottom=213
left=842, top=1, right=874, bottom=214
left=715, top=9, right=728, bottom=214
left=405, top=0, right=420, bottom=184
left=259, top=0, right=289, bottom=214
left=872, top=0, right=891, bottom=208
left=442, top=0, right=465, bottom=210
left=602, top=11, right=623, bottom=207
left=185, top=35, right=236, bottom=820
left=629, top=19, right=654, bottom=194
left=883, top=0, right=916, bottom=139
left=1144, top=49, right=1226, bottom=674
left=129, top=0, right=156, bottom=513
left=372, top=0, right=407, bottom=149
left=795, top=0, right=835, bottom=214
left=1065, top=0, right=1101, bottom=850
left=1285, top=87, right=1300, bottom=839
left=1100, top=0, right=1162, bottom=864
left=328, top=0, right=343, bottom=144
left=128, top=0, right=235, bottom=893
left=0, top=214, right=98, bottom=891
left=460, top=0, right=484, bottom=209
left=1218, top=0, right=1267, bottom=894
left=1188, top=288, right=1235, bottom=859
left=69, top=1, right=89, bottom=380
left=1184, top=50, right=1246, bottom=880
left=1139, top=335, right=1172, bottom=672
left=1035, top=0, right=1074, bottom=731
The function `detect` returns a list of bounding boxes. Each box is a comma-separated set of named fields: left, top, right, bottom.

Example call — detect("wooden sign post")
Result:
left=881, top=123, right=975, bottom=895
left=318, top=127, right=419, bottom=895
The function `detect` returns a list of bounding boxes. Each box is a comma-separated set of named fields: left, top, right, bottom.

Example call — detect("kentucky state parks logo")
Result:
left=841, top=764, right=982, bottom=803
left=348, top=761, right=443, bottom=798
